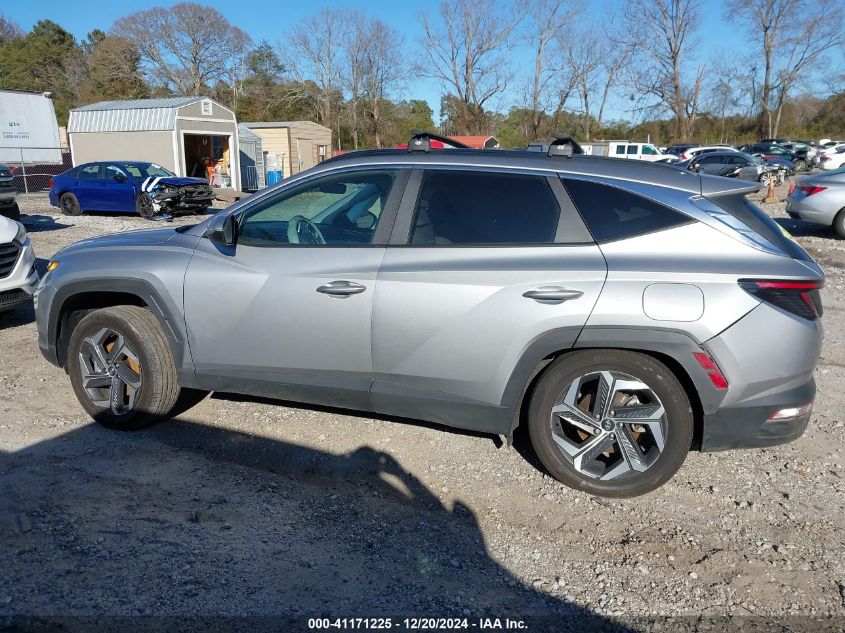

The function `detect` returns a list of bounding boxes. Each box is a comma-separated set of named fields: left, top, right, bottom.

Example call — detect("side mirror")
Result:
left=114, top=174, right=127, bottom=183
left=206, top=213, right=237, bottom=247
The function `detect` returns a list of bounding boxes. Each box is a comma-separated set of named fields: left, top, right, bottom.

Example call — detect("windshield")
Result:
left=121, top=163, right=175, bottom=179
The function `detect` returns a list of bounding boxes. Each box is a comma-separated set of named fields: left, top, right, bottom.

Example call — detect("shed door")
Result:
left=298, top=139, right=314, bottom=172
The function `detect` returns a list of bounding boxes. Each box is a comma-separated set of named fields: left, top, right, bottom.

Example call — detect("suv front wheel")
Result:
left=528, top=350, right=693, bottom=497
left=67, top=305, right=181, bottom=430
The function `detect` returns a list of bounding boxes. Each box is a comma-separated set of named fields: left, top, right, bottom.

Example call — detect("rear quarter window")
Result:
left=562, top=178, right=692, bottom=243
left=707, top=194, right=812, bottom=262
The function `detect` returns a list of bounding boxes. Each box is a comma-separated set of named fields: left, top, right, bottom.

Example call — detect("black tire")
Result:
left=59, top=192, right=82, bottom=216
left=66, top=305, right=181, bottom=430
left=528, top=350, right=693, bottom=498
left=0, top=202, right=20, bottom=221
left=833, top=209, right=845, bottom=239
left=136, top=192, right=156, bottom=219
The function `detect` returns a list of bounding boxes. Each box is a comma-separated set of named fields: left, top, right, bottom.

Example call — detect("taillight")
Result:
left=820, top=156, right=831, bottom=162
left=693, top=352, right=729, bottom=390
left=739, top=279, right=824, bottom=320
left=798, top=185, right=826, bottom=196
left=49, top=178, right=54, bottom=188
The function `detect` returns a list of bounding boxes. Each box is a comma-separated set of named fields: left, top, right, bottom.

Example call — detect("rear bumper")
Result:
left=785, top=196, right=837, bottom=225
left=701, top=379, right=814, bottom=451
left=700, top=301, right=821, bottom=452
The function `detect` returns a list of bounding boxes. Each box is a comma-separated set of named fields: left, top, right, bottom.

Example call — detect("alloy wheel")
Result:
left=549, top=370, right=667, bottom=480
left=78, top=328, right=142, bottom=415
left=138, top=195, right=155, bottom=218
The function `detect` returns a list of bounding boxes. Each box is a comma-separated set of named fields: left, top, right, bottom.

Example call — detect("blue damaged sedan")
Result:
left=49, top=161, right=214, bottom=219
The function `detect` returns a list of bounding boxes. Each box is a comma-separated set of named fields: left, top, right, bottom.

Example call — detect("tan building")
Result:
left=241, top=121, right=332, bottom=180
left=67, top=97, right=241, bottom=191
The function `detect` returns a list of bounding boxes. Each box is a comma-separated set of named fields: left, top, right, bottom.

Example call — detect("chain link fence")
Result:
left=0, top=147, right=71, bottom=197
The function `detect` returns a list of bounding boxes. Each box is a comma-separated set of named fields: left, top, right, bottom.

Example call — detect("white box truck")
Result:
left=0, top=89, right=62, bottom=165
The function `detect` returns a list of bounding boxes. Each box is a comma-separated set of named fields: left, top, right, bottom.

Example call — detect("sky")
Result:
left=6, top=0, right=752, bottom=123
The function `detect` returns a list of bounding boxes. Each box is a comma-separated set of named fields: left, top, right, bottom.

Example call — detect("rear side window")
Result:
left=409, top=171, right=560, bottom=245
left=76, top=165, right=100, bottom=180
left=708, top=195, right=812, bottom=262
left=562, top=178, right=692, bottom=243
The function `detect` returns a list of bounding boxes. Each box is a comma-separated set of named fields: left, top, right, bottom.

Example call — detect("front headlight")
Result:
left=13, top=222, right=26, bottom=245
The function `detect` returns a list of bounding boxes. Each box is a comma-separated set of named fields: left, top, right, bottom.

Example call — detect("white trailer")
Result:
left=0, top=89, right=62, bottom=165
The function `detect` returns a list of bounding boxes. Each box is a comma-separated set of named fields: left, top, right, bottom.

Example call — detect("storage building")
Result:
left=67, top=96, right=241, bottom=191
left=240, top=121, right=332, bottom=181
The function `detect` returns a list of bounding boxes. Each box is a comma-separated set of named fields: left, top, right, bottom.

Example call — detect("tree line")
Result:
left=0, top=0, right=843, bottom=149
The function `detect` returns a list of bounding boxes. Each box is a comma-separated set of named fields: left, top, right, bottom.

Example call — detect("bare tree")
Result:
left=727, top=0, right=844, bottom=138
left=362, top=19, right=404, bottom=148
left=112, top=3, right=251, bottom=97
left=283, top=8, right=349, bottom=145
left=418, top=0, right=521, bottom=134
left=702, top=60, right=743, bottom=142
left=523, top=0, right=579, bottom=139
left=623, top=0, right=704, bottom=141
left=342, top=12, right=368, bottom=150
left=0, top=13, right=22, bottom=46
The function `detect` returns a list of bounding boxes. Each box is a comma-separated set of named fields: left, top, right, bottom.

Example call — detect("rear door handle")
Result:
left=316, top=280, right=367, bottom=297
left=523, top=286, right=584, bottom=303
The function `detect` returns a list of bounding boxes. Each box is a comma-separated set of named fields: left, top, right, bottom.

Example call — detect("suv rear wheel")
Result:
left=66, top=305, right=181, bottom=430
left=528, top=350, right=693, bottom=497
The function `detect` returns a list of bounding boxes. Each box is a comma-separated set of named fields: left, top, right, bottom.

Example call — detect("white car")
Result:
left=679, top=145, right=740, bottom=161
left=819, top=145, right=845, bottom=170
left=0, top=215, right=38, bottom=311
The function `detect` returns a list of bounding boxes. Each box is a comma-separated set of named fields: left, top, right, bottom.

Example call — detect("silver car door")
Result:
left=370, top=169, right=607, bottom=435
left=183, top=167, right=406, bottom=411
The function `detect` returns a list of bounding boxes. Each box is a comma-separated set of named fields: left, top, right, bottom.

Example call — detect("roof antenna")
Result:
left=547, top=133, right=583, bottom=158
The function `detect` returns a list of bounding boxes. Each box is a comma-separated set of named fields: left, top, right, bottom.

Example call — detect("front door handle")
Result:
left=523, top=286, right=584, bottom=303
left=316, top=280, right=367, bottom=297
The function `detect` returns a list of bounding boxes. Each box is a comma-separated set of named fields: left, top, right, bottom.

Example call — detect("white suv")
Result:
left=0, top=215, right=38, bottom=311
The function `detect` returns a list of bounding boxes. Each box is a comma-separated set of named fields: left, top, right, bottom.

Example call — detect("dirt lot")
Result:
left=1, top=185, right=844, bottom=631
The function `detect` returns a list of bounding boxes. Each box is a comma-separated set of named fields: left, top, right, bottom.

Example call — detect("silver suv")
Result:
left=34, top=135, right=824, bottom=497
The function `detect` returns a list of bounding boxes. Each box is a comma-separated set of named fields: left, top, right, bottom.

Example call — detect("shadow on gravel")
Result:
left=0, top=418, right=624, bottom=632
left=21, top=215, right=72, bottom=234
left=773, top=217, right=837, bottom=239
left=0, top=304, right=33, bottom=328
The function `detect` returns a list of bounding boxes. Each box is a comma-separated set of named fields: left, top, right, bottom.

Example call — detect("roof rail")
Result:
left=406, top=129, right=470, bottom=152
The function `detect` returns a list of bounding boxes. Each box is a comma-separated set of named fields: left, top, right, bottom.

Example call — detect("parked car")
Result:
left=678, top=145, right=740, bottom=161
left=48, top=161, right=215, bottom=219
left=0, top=164, right=20, bottom=221
left=762, top=157, right=796, bottom=181
left=34, top=133, right=824, bottom=498
left=0, top=214, right=38, bottom=311
left=740, top=143, right=810, bottom=171
left=780, top=142, right=817, bottom=160
left=665, top=144, right=697, bottom=156
left=817, top=145, right=845, bottom=171
left=786, top=167, right=845, bottom=236
left=675, top=151, right=774, bottom=184
left=760, top=138, right=790, bottom=144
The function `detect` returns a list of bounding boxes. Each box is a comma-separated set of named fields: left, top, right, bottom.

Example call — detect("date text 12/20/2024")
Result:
left=308, top=618, right=528, bottom=630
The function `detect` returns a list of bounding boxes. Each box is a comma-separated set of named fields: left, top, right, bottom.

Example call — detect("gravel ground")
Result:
left=0, top=184, right=843, bottom=632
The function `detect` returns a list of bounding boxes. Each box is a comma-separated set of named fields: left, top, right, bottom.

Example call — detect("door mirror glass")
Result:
left=113, top=174, right=127, bottom=183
